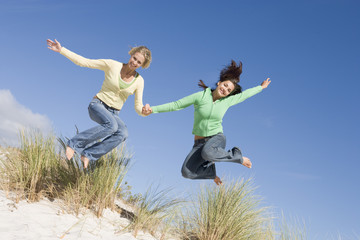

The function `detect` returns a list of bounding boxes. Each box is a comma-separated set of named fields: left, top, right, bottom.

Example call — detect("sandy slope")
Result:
left=0, top=148, right=169, bottom=240
left=0, top=190, right=163, bottom=240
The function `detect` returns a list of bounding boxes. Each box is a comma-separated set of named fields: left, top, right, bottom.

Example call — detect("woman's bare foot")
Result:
left=214, top=176, right=223, bottom=185
left=242, top=157, right=252, bottom=168
left=81, top=155, right=90, bottom=169
left=66, top=146, right=75, bottom=160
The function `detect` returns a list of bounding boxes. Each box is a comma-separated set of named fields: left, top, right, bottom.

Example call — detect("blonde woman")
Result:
left=47, top=39, right=152, bottom=168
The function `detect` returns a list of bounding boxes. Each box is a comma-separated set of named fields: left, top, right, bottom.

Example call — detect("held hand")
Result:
left=142, top=104, right=153, bottom=116
left=146, top=104, right=153, bottom=114
left=47, top=39, right=62, bottom=53
left=261, top=78, right=271, bottom=89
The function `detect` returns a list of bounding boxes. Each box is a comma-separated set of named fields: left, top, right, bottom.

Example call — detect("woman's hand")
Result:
left=142, top=104, right=153, bottom=116
left=261, top=78, right=271, bottom=89
left=47, top=39, right=62, bottom=53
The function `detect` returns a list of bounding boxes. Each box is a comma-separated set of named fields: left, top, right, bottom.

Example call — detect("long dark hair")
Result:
left=198, top=60, right=243, bottom=96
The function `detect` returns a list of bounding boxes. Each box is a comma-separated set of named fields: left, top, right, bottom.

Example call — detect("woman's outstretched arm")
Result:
left=46, top=38, right=109, bottom=71
left=141, top=90, right=204, bottom=116
left=227, top=78, right=271, bottom=106
left=150, top=90, right=204, bottom=114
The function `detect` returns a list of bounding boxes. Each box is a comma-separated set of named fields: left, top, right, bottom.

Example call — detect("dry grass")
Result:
left=178, top=178, right=274, bottom=240
left=0, top=130, right=64, bottom=202
left=278, top=213, right=307, bottom=240
left=0, top=130, right=131, bottom=218
left=0, top=130, right=315, bottom=239
left=124, top=185, right=183, bottom=239
left=62, top=149, right=130, bottom=217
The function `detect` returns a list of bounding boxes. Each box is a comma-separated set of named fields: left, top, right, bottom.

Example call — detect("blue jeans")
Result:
left=181, top=133, right=244, bottom=180
left=67, top=98, right=128, bottom=161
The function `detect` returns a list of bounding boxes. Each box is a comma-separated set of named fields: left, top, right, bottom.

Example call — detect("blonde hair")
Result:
left=128, top=46, right=152, bottom=69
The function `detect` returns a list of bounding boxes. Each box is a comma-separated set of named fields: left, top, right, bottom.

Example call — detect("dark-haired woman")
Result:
left=143, top=61, right=271, bottom=185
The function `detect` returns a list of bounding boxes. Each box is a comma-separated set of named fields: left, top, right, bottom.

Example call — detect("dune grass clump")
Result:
left=125, top=185, right=183, bottom=239
left=179, top=178, right=273, bottom=240
left=0, top=130, right=132, bottom=218
left=0, top=130, right=65, bottom=202
left=278, top=213, right=307, bottom=240
left=63, top=148, right=131, bottom=217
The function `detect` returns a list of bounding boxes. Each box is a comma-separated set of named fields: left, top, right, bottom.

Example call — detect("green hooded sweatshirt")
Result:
left=152, top=86, right=263, bottom=137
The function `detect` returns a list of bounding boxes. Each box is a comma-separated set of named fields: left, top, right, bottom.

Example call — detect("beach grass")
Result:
left=125, top=185, right=183, bottom=239
left=0, top=130, right=63, bottom=202
left=0, top=130, right=131, bottom=218
left=62, top=147, right=131, bottom=217
left=0, top=130, right=314, bottom=239
left=178, top=178, right=273, bottom=240
left=278, top=213, right=307, bottom=240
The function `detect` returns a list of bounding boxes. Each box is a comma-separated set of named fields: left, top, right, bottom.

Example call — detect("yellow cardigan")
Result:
left=60, top=47, right=145, bottom=116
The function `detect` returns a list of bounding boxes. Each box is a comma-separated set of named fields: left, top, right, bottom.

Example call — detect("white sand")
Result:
left=0, top=190, right=161, bottom=240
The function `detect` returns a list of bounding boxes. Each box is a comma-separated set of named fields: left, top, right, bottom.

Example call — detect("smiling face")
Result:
left=128, top=52, right=145, bottom=70
left=213, top=80, right=236, bottom=100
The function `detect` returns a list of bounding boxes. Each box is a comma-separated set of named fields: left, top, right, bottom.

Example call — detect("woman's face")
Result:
left=128, top=52, right=145, bottom=70
left=214, top=80, right=235, bottom=99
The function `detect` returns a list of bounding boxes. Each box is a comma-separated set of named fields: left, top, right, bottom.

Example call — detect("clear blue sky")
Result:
left=1, top=0, right=359, bottom=238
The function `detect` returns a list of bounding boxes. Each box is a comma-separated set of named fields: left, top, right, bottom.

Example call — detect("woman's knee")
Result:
left=101, top=115, right=121, bottom=134
left=114, top=125, right=128, bottom=142
left=108, top=122, right=120, bottom=133
left=201, top=148, right=212, bottom=161
left=181, top=169, right=195, bottom=179
left=114, top=118, right=128, bottom=138
left=119, top=128, right=128, bottom=140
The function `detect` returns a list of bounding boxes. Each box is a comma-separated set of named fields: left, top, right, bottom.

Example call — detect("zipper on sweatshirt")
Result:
left=205, top=100, right=215, bottom=136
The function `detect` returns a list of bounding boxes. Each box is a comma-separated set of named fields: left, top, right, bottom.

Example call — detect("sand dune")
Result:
left=0, top=190, right=161, bottom=240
